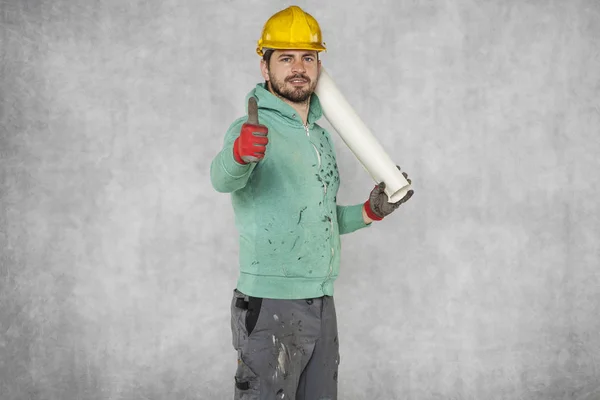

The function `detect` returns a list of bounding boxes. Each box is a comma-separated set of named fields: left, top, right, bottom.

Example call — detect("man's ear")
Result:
left=260, top=60, right=269, bottom=81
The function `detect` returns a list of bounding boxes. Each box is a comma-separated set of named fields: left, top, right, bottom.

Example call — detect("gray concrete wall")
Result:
left=1, top=0, right=599, bottom=399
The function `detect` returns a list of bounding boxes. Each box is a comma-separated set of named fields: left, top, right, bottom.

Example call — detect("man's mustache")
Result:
left=286, top=75, right=310, bottom=82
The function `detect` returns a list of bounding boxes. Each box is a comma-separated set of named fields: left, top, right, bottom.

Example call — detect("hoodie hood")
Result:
left=244, top=82, right=323, bottom=127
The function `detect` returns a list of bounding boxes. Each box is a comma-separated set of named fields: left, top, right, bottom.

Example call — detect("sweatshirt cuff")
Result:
left=339, top=203, right=372, bottom=234
left=221, top=142, right=253, bottom=178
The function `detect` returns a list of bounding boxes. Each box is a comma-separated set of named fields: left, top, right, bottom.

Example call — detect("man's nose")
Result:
left=291, top=59, right=306, bottom=73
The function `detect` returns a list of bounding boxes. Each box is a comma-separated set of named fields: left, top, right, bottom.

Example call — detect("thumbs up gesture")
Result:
left=233, top=97, right=269, bottom=164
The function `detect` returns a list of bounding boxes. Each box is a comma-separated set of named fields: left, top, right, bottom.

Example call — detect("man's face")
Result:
left=261, top=50, right=321, bottom=103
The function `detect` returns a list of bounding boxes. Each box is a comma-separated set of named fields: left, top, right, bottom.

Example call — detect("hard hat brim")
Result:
left=256, top=42, right=327, bottom=57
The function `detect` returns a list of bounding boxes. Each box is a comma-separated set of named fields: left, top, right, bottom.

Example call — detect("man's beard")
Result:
left=268, top=71, right=317, bottom=103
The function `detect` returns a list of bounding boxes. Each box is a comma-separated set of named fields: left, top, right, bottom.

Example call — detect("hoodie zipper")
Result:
left=305, top=122, right=334, bottom=287
left=305, top=123, right=326, bottom=194
left=305, top=124, right=321, bottom=168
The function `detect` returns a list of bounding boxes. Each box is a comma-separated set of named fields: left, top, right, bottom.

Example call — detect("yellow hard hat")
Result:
left=256, top=6, right=327, bottom=57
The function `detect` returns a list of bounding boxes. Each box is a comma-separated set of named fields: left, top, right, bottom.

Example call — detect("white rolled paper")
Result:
left=314, top=67, right=412, bottom=203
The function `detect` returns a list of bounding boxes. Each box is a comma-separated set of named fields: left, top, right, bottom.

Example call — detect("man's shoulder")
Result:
left=313, top=122, right=333, bottom=136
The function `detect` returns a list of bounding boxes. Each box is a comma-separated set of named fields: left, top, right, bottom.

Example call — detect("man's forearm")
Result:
left=362, top=206, right=373, bottom=225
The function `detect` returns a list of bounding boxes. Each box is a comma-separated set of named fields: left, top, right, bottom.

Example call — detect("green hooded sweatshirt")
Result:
left=210, top=83, right=371, bottom=299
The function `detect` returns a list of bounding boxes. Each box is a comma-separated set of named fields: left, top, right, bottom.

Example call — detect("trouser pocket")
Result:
left=231, top=289, right=264, bottom=399
left=231, top=289, right=264, bottom=349
left=234, top=350, right=260, bottom=399
left=231, top=289, right=245, bottom=350
left=245, top=296, right=262, bottom=336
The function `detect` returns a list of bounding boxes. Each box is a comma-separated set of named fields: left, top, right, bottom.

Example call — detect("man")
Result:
left=209, top=5, right=413, bottom=399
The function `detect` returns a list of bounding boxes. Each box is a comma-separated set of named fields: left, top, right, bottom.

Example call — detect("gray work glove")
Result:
left=364, top=166, right=414, bottom=221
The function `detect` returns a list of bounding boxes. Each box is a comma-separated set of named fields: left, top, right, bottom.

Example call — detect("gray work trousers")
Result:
left=230, top=288, right=340, bottom=400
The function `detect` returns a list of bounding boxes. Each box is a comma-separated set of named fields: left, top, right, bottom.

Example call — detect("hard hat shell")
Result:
left=256, top=6, right=327, bottom=57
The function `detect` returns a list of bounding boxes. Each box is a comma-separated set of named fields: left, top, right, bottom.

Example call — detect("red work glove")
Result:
left=233, top=97, right=269, bottom=164
left=364, top=166, right=414, bottom=221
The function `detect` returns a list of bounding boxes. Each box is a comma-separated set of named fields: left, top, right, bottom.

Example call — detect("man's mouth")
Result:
left=288, top=77, right=308, bottom=84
